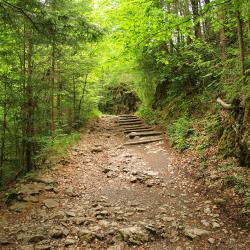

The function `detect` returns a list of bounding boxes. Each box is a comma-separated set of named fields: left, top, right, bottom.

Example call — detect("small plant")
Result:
left=168, top=117, right=194, bottom=151
left=223, top=175, right=247, bottom=194
left=137, top=105, right=157, bottom=125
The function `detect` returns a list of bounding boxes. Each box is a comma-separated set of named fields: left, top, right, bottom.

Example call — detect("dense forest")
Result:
left=0, top=0, right=249, bottom=196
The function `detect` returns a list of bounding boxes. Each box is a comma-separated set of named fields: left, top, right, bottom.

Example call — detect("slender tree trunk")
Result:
left=73, top=76, right=76, bottom=123
left=236, top=10, right=245, bottom=76
left=204, top=0, right=211, bottom=40
left=25, top=36, right=34, bottom=171
left=0, top=81, right=7, bottom=185
left=50, top=39, right=56, bottom=139
left=218, top=9, right=227, bottom=81
left=21, top=23, right=26, bottom=170
left=190, top=0, right=201, bottom=39
left=77, top=74, right=88, bottom=121
left=57, top=79, right=62, bottom=126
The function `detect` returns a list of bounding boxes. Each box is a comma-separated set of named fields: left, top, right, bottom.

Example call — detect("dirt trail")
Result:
left=0, top=115, right=249, bottom=250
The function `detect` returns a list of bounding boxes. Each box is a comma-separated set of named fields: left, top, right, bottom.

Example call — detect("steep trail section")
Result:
left=0, top=116, right=249, bottom=250
left=118, top=115, right=164, bottom=146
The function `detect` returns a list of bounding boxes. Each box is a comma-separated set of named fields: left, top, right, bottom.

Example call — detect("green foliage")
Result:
left=137, top=105, right=157, bottom=125
left=0, top=0, right=103, bottom=186
left=168, top=117, right=194, bottom=151
left=223, top=175, right=247, bottom=195
left=38, top=132, right=81, bottom=164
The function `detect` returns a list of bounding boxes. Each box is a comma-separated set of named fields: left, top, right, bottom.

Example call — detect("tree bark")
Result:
left=218, top=9, right=227, bottom=81
left=25, top=35, right=34, bottom=171
left=77, top=74, right=88, bottom=121
left=50, top=39, right=56, bottom=139
left=190, top=0, right=201, bottom=38
left=0, top=81, right=7, bottom=185
left=236, top=10, right=245, bottom=76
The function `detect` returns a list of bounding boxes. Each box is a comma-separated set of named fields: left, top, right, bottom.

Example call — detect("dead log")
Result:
left=217, top=97, right=232, bottom=109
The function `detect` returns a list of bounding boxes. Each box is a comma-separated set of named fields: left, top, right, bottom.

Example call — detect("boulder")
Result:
left=119, top=226, right=149, bottom=245
left=183, top=226, right=210, bottom=240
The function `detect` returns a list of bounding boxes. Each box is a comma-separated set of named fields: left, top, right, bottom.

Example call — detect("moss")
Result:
left=218, top=126, right=237, bottom=158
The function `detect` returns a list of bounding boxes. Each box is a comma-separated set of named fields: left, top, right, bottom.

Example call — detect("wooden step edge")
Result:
left=124, top=129, right=154, bottom=133
left=120, top=122, right=144, bottom=126
left=124, top=138, right=164, bottom=146
left=121, top=125, right=148, bottom=129
left=119, top=119, right=142, bottom=122
left=129, top=132, right=162, bottom=138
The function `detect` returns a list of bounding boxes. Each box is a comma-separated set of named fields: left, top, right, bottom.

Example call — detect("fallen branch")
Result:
left=217, top=97, right=232, bottom=110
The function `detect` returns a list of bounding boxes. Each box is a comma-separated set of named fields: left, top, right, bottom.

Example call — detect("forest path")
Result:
left=0, top=115, right=249, bottom=250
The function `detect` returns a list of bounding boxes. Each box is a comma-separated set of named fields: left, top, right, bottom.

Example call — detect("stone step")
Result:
left=124, top=138, right=163, bottom=146
left=128, top=131, right=162, bottom=139
left=124, top=128, right=154, bottom=134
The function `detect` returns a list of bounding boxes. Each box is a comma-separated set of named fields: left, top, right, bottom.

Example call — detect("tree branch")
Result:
left=136, top=0, right=232, bottom=47
left=0, top=0, right=39, bottom=31
left=217, top=97, right=232, bottom=109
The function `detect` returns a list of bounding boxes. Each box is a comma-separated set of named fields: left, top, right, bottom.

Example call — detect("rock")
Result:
left=51, top=211, right=65, bottom=219
left=183, top=226, right=210, bottom=239
left=20, top=246, right=34, bottom=250
left=107, top=243, right=125, bottom=250
left=201, top=220, right=210, bottom=227
left=213, top=198, right=226, bottom=206
left=204, top=207, right=211, bottom=214
left=74, top=217, right=87, bottom=225
left=28, top=235, right=46, bottom=243
left=176, top=247, right=183, bottom=250
left=208, top=238, right=215, bottom=244
left=91, top=147, right=103, bottom=153
left=103, top=167, right=112, bottom=173
left=22, top=195, right=39, bottom=203
left=65, top=187, right=78, bottom=197
left=0, top=236, right=10, bottom=245
left=32, top=177, right=56, bottom=185
left=44, top=199, right=59, bottom=209
left=130, top=177, right=138, bottom=183
left=44, top=186, right=54, bottom=192
left=163, top=217, right=175, bottom=222
left=212, top=222, right=220, bottom=229
left=98, top=220, right=110, bottom=228
left=65, top=211, right=76, bottom=217
left=18, top=183, right=45, bottom=196
left=50, top=227, right=67, bottom=239
left=34, top=245, right=51, bottom=250
left=136, top=207, right=146, bottom=213
left=78, top=229, right=94, bottom=243
left=119, top=226, right=149, bottom=245
left=9, top=202, right=31, bottom=212
left=210, top=174, right=219, bottom=180
left=65, top=239, right=76, bottom=246
left=95, top=210, right=109, bottom=218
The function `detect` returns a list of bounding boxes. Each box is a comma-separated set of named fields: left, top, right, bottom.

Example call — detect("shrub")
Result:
left=168, top=117, right=194, bottom=151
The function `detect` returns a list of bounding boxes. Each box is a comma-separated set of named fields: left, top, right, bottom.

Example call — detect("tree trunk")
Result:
left=25, top=36, right=34, bottom=171
left=57, top=79, right=62, bottom=126
left=190, top=0, right=201, bottom=39
left=50, top=39, right=56, bottom=139
left=73, top=76, right=76, bottom=124
left=204, top=0, right=211, bottom=40
left=77, top=74, right=88, bottom=122
left=0, top=81, right=7, bottom=185
left=218, top=9, right=227, bottom=81
left=236, top=10, right=245, bottom=76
